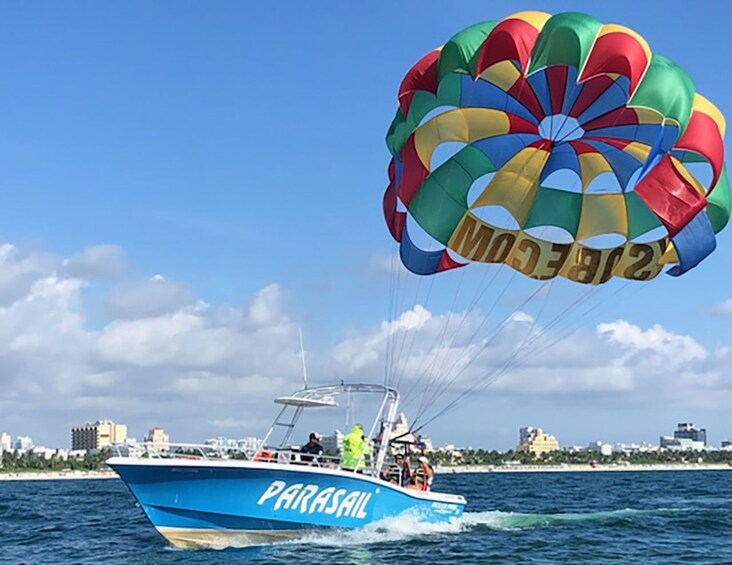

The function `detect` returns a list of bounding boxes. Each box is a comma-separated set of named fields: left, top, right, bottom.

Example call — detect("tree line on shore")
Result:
left=427, top=448, right=732, bottom=466
left=2, top=446, right=731, bottom=473
left=1, top=449, right=112, bottom=472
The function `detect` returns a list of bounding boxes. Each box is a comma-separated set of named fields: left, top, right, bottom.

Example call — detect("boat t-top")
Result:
left=107, top=383, right=466, bottom=548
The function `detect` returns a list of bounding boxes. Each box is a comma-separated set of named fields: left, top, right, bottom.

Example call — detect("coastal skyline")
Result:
left=0, top=1, right=729, bottom=451
left=1, top=417, right=728, bottom=456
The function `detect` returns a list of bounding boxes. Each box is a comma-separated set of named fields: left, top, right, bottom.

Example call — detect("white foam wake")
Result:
left=167, top=507, right=680, bottom=550
left=294, top=507, right=678, bottom=547
left=297, top=510, right=463, bottom=547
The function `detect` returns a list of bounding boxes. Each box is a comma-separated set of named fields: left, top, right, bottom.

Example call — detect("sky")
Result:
left=0, top=1, right=729, bottom=451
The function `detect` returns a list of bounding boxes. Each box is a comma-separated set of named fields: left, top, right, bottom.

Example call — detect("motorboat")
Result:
left=107, top=383, right=466, bottom=548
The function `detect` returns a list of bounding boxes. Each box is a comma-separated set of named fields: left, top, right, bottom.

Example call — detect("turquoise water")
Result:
left=1, top=470, right=730, bottom=564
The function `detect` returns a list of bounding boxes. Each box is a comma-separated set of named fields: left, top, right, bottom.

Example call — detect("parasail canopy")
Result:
left=384, top=11, right=730, bottom=284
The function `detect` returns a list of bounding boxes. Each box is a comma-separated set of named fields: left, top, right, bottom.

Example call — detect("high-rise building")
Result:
left=673, top=423, right=706, bottom=445
left=14, top=436, right=33, bottom=452
left=0, top=432, right=11, bottom=452
left=321, top=430, right=343, bottom=454
left=145, top=427, right=170, bottom=450
left=237, top=437, right=260, bottom=452
left=392, top=413, right=415, bottom=445
left=517, top=427, right=560, bottom=456
left=71, top=420, right=127, bottom=451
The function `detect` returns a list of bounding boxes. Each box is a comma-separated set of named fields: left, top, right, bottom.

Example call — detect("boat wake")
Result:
left=292, top=506, right=687, bottom=547
left=165, top=507, right=688, bottom=550
left=460, top=507, right=687, bottom=530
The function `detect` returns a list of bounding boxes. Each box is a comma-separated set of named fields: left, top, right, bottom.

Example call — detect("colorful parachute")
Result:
left=384, top=11, right=730, bottom=284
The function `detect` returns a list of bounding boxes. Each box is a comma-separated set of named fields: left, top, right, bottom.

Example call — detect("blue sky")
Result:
left=0, top=1, right=729, bottom=450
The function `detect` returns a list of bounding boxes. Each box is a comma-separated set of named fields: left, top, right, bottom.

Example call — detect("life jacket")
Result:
left=414, top=465, right=433, bottom=491
left=383, top=463, right=402, bottom=483
left=253, top=449, right=273, bottom=462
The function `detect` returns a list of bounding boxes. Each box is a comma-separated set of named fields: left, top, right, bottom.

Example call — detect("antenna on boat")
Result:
left=298, top=327, right=308, bottom=389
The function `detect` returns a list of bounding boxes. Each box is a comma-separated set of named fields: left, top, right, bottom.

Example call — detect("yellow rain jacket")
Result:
left=341, top=425, right=369, bottom=470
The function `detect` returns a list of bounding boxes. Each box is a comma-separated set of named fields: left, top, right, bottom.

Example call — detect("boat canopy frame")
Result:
left=256, top=383, right=400, bottom=475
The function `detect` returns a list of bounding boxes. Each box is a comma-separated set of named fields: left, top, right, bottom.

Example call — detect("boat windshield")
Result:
left=256, top=383, right=400, bottom=476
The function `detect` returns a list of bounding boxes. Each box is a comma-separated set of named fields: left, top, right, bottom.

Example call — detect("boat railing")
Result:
left=111, top=442, right=248, bottom=460
left=250, top=448, right=349, bottom=470
left=111, top=442, right=376, bottom=473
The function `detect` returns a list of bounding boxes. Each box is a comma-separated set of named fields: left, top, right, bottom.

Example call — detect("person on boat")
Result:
left=380, top=453, right=411, bottom=486
left=408, top=456, right=434, bottom=491
left=300, top=432, right=323, bottom=465
left=341, top=423, right=370, bottom=471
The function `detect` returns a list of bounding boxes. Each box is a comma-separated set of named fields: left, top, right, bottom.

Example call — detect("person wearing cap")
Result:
left=408, top=456, right=434, bottom=491
left=300, top=432, right=323, bottom=466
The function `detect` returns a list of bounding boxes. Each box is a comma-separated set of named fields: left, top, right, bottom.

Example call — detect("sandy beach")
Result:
left=0, top=470, right=119, bottom=481
left=434, top=463, right=732, bottom=474
left=1, top=463, right=730, bottom=481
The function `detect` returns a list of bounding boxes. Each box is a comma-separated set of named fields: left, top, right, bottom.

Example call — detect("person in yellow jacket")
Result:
left=341, top=423, right=371, bottom=471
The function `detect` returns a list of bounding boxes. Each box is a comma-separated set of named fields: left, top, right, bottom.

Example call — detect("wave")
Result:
left=164, top=506, right=702, bottom=551
left=460, top=507, right=687, bottom=530
left=295, top=506, right=695, bottom=547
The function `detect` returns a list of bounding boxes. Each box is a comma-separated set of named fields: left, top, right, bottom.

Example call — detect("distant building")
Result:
left=145, top=427, right=170, bottom=450
left=14, top=436, right=33, bottom=452
left=721, top=440, right=732, bottom=451
left=116, top=438, right=144, bottom=457
left=202, top=436, right=261, bottom=453
left=392, top=413, right=416, bottom=446
left=205, top=436, right=239, bottom=449
left=418, top=436, right=434, bottom=452
left=72, top=420, right=127, bottom=451
left=31, top=446, right=57, bottom=460
left=587, top=441, right=613, bottom=456
left=321, top=430, right=343, bottom=454
left=0, top=432, right=11, bottom=452
left=383, top=413, right=430, bottom=453
left=237, top=437, right=260, bottom=453
left=434, top=444, right=463, bottom=463
left=611, top=442, right=656, bottom=454
left=660, top=436, right=705, bottom=451
left=517, top=427, right=560, bottom=456
left=659, top=423, right=707, bottom=451
left=673, top=423, right=706, bottom=446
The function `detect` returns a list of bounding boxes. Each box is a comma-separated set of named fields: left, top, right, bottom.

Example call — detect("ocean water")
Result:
left=1, top=470, right=730, bottom=564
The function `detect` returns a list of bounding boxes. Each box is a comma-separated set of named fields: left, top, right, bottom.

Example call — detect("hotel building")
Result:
left=145, top=427, right=170, bottom=450
left=71, top=420, right=128, bottom=451
left=516, top=426, right=560, bottom=456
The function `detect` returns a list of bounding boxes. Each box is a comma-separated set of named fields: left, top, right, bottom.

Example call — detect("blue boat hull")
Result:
left=108, top=457, right=465, bottom=547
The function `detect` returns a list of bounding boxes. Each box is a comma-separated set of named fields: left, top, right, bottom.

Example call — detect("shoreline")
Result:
left=1, top=463, right=730, bottom=481
left=0, top=470, right=118, bottom=481
left=434, top=463, right=732, bottom=474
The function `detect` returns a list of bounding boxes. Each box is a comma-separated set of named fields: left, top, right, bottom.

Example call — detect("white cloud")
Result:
left=246, top=284, right=287, bottom=327
left=597, top=320, right=707, bottom=368
left=0, top=240, right=728, bottom=450
left=0, top=244, right=60, bottom=306
left=713, top=298, right=732, bottom=315
left=63, top=244, right=127, bottom=280
left=104, top=275, right=197, bottom=319
left=332, top=305, right=435, bottom=372
left=0, top=244, right=301, bottom=445
left=326, top=304, right=729, bottom=419
left=509, top=311, right=534, bottom=324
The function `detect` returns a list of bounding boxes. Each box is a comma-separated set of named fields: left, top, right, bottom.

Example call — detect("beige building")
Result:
left=517, top=426, right=560, bottom=456
left=145, top=427, right=170, bottom=450
left=71, top=420, right=127, bottom=451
